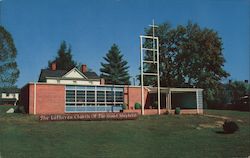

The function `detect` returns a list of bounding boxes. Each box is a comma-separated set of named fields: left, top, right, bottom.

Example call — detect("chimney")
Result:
left=100, top=78, right=105, bottom=85
left=81, top=64, right=87, bottom=73
left=51, top=62, right=57, bottom=71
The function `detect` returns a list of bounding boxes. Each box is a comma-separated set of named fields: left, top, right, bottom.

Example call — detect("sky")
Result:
left=1, top=0, right=249, bottom=87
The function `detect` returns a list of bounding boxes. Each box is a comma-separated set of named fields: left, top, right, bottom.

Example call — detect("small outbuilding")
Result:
left=147, top=87, right=203, bottom=114
left=0, top=88, right=20, bottom=106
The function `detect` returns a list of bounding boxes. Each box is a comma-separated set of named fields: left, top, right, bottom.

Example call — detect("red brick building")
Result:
left=19, top=64, right=203, bottom=115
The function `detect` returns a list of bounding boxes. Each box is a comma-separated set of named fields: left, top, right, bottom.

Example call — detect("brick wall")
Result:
left=124, top=109, right=167, bottom=115
left=124, top=109, right=202, bottom=115
left=21, top=84, right=149, bottom=115
left=20, top=83, right=65, bottom=115
left=19, top=84, right=29, bottom=113
left=124, top=86, right=149, bottom=110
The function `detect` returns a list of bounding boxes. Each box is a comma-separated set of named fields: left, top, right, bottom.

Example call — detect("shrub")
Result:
left=14, top=106, right=26, bottom=114
left=223, top=120, right=239, bottom=134
left=175, top=107, right=181, bottom=114
left=122, top=104, right=128, bottom=110
left=134, top=102, right=141, bottom=109
left=153, top=101, right=158, bottom=109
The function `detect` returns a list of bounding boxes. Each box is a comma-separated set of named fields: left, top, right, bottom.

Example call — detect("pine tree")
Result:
left=100, top=44, right=130, bottom=85
left=48, top=41, right=76, bottom=70
left=0, top=26, right=20, bottom=88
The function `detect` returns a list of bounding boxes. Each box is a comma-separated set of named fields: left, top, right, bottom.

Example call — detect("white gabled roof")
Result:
left=62, top=68, right=88, bottom=79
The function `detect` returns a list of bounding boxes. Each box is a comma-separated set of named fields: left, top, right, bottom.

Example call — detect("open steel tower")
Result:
left=140, top=20, right=160, bottom=115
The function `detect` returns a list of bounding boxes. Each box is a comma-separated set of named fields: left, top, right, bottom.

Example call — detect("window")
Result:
left=97, top=91, right=105, bottom=102
left=66, top=103, right=75, bottom=106
left=65, top=86, right=124, bottom=112
left=66, top=90, right=75, bottom=102
left=106, top=91, right=114, bottom=102
left=87, top=90, right=95, bottom=102
left=77, top=91, right=85, bottom=102
left=115, top=91, right=123, bottom=102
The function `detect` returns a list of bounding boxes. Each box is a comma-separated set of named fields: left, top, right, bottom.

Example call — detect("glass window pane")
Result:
left=85, top=86, right=95, bottom=91
left=96, top=87, right=106, bottom=91
left=66, top=103, right=75, bottom=106
left=106, top=91, right=114, bottom=102
left=114, top=87, right=123, bottom=92
left=66, top=90, right=75, bottom=102
left=87, top=91, right=95, bottom=102
left=76, top=86, right=85, bottom=91
left=86, top=103, right=95, bottom=106
left=97, top=103, right=105, bottom=106
left=66, top=86, right=75, bottom=90
left=76, top=103, right=84, bottom=106
left=77, top=90, right=85, bottom=102
left=97, top=91, right=105, bottom=102
left=115, top=91, right=124, bottom=102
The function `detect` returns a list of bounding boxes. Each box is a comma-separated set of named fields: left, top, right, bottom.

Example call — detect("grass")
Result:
left=0, top=106, right=250, bottom=158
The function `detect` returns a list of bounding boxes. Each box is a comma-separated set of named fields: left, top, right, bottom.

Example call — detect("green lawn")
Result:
left=0, top=106, right=249, bottom=158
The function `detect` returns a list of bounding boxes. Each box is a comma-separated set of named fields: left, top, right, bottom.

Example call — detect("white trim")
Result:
left=26, top=82, right=125, bottom=87
left=140, top=33, right=160, bottom=115
left=140, top=36, right=144, bottom=115
left=64, top=86, right=66, bottom=112
left=156, top=37, right=160, bottom=115
left=95, top=86, right=97, bottom=106
left=196, top=89, right=199, bottom=114
left=62, top=67, right=88, bottom=79
left=169, top=88, right=203, bottom=92
left=169, top=91, right=172, bottom=110
left=140, top=35, right=158, bottom=39
left=45, top=77, right=99, bottom=81
left=34, top=82, right=37, bottom=115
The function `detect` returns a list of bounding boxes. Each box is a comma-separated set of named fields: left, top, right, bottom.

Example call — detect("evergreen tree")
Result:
left=0, top=26, right=20, bottom=88
left=48, top=41, right=76, bottom=70
left=100, top=44, right=130, bottom=85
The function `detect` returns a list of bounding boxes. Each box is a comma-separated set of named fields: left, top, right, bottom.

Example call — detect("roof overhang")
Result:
left=45, top=77, right=100, bottom=81
left=148, top=87, right=203, bottom=94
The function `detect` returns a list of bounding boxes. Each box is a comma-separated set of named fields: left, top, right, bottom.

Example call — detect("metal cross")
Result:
left=149, top=19, right=158, bottom=63
left=149, top=19, right=158, bottom=38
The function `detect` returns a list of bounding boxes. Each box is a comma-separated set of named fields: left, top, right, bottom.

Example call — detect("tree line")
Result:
left=141, top=21, right=230, bottom=106
left=0, top=22, right=249, bottom=107
left=47, top=41, right=130, bottom=85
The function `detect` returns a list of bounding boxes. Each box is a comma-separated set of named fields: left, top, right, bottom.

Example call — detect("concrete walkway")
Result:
left=203, top=114, right=230, bottom=120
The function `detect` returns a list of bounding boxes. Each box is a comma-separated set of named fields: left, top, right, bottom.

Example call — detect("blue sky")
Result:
left=1, top=0, right=249, bottom=87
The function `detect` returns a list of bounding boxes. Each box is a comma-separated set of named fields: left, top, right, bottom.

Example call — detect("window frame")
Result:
left=65, top=85, right=124, bottom=112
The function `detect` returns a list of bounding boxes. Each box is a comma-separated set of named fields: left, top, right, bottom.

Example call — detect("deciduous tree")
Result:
left=0, top=26, right=19, bottom=88
left=141, top=21, right=229, bottom=105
